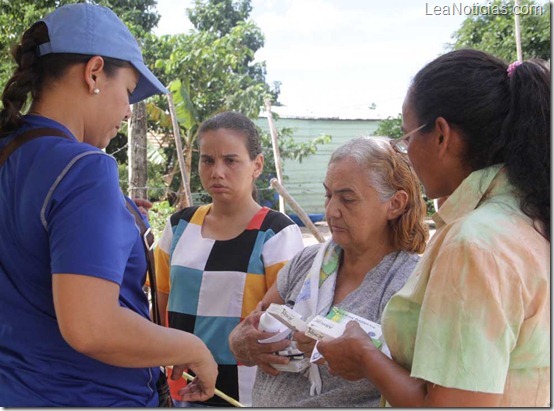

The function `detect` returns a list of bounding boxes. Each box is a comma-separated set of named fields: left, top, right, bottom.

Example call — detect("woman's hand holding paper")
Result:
left=317, top=321, right=377, bottom=381
left=229, top=310, right=291, bottom=376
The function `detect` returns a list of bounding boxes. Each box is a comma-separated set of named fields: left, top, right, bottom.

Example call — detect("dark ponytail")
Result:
left=0, top=22, right=49, bottom=134
left=501, top=60, right=550, bottom=240
left=409, top=49, right=550, bottom=240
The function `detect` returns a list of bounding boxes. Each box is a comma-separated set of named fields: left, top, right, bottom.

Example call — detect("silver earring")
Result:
left=93, top=88, right=100, bottom=95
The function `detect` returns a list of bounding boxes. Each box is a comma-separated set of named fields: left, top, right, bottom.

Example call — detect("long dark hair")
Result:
left=0, top=22, right=130, bottom=135
left=408, top=49, right=550, bottom=240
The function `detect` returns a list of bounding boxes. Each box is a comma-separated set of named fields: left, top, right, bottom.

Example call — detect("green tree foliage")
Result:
left=188, top=0, right=252, bottom=35
left=0, top=0, right=331, bottom=225
left=164, top=27, right=268, bottom=120
left=450, top=0, right=550, bottom=61
left=372, top=114, right=403, bottom=139
left=156, top=21, right=270, bottom=120
left=147, top=0, right=328, bottom=211
left=0, top=0, right=160, bottom=90
left=187, top=0, right=267, bottom=85
left=143, top=0, right=273, bottom=206
left=0, top=0, right=161, bottom=164
left=0, top=0, right=62, bottom=89
left=108, top=0, right=160, bottom=35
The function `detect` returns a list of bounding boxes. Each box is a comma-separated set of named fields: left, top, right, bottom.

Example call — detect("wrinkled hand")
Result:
left=292, top=330, right=316, bottom=356
left=229, top=310, right=291, bottom=376
left=171, top=348, right=218, bottom=402
left=133, top=198, right=153, bottom=218
left=317, top=321, right=376, bottom=381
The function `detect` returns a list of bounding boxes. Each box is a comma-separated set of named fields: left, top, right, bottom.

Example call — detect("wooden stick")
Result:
left=180, top=370, right=245, bottom=407
left=166, top=92, right=193, bottom=209
left=264, top=100, right=285, bottom=213
left=514, top=0, right=523, bottom=62
left=270, top=178, right=325, bottom=243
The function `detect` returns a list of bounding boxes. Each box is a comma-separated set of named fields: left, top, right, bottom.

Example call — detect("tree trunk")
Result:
left=177, top=143, right=193, bottom=210
left=128, top=101, right=148, bottom=200
left=164, top=160, right=179, bottom=200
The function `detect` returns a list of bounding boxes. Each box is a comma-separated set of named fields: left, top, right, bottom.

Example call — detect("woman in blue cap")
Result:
left=0, top=3, right=217, bottom=406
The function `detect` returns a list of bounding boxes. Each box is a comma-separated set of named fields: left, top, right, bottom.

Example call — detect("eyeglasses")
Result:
left=389, top=124, right=427, bottom=154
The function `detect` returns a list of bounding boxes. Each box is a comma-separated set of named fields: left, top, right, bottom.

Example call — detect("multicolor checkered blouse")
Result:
left=154, top=204, right=304, bottom=406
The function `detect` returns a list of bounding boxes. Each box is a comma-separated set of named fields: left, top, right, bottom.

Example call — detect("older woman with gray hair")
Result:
left=228, top=137, right=428, bottom=407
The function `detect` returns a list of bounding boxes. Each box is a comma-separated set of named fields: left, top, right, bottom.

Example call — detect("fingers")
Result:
left=314, top=337, right=333, bottom=360
left=132, top=198, right=152, bottom=217
left=256, top=337, right=290, bottom=353
left=230, top=318, right=289, bottom=365
left=253, top=301, right=263, bottom=313
left=238, top=310, right=263, bottom=330
left=179, top=379, right=214, bottom=402
left=292, top=331, right=315, bottom=355
left=294, top=340, right=314, bottom=355
left=317, top=341, right=340, bottom=376
left=256, top=353, right=291, bottom=376
left=170, top=364, right=186, bottom=380
left=133, top=198, right=153, bottom=209
left=258, top=362, right=282, bottom=376
left=187, top=353, right=218, bottom=398
left=343, top=320, right=369, bottom=339
left=258, top=352, right=290, bottom=365
left=180, top=391, right=211, bottom=402
left=249, top=310, right=264, bottom=328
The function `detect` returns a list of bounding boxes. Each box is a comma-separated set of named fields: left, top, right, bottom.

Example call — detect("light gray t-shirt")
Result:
left=252, top=244, right=419, bottom=407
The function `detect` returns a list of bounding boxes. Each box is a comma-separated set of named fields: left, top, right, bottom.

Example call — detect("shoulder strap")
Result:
left=124, top=199, right=162, bottom=325
left=0, top=128, right=164, bottom=324
left=0, top=127, right=71, bottom=166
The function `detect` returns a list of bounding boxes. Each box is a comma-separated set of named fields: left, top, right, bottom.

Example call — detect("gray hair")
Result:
left=328, top=137, right=396, bottom=202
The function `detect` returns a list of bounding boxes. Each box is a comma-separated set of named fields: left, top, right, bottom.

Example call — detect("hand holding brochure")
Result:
left=257, top=307, right=310, bottom=372
left=306, top=306, right=383, bottom=349
left=308, top=307, right=391, bottom=363
left=265, top=304, right=390, bottom=364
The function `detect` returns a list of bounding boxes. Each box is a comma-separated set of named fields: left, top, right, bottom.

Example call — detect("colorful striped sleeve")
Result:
left=154, top=218, right=173, bottom=294
left=262, top=218, right=305, bottom=289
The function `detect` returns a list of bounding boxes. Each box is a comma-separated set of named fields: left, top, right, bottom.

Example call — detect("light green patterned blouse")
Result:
left=382, top=164, right=550, bottom=407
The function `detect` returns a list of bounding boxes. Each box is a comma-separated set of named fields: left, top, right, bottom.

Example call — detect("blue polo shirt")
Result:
left=0, top=115, right=159, bottom=406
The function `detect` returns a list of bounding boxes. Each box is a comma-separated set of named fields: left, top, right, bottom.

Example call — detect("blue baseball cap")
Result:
left=37, top=3, right=168, bottom=104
